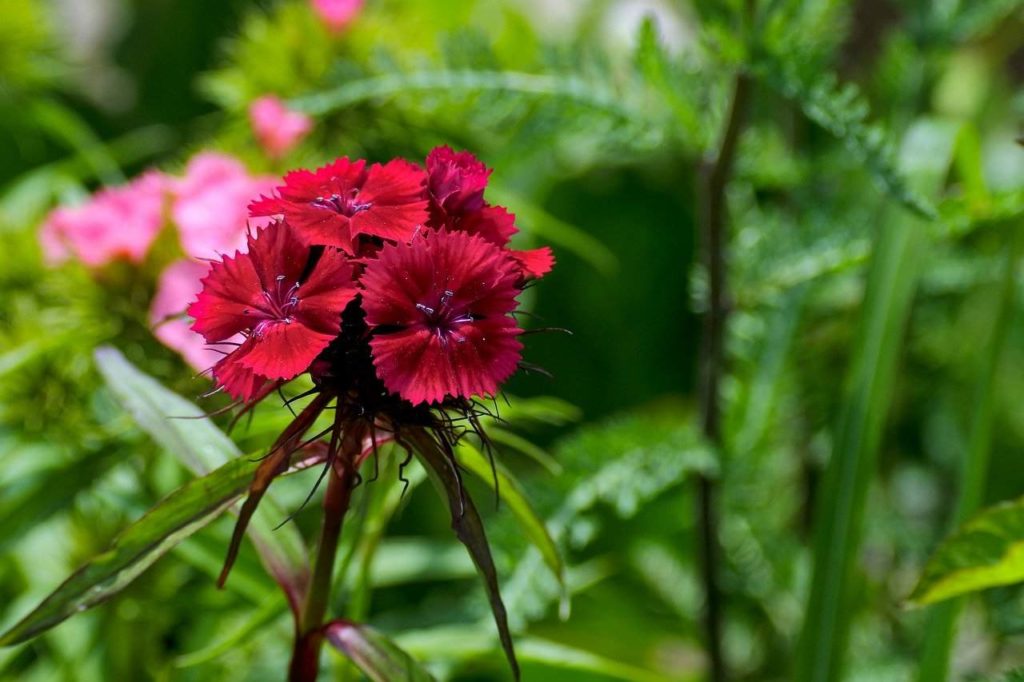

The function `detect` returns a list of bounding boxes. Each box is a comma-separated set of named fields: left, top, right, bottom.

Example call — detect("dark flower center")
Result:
left=416, top=289, right=474, bottom=344
left=243, top=274, right=301, bottom=336
left=311, top=189, right=373, bottom=217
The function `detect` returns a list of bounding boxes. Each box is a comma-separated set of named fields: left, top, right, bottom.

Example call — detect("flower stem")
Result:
left=289, top=427, right=363, bottom=682
left=695, top=65, right=752, bottom=682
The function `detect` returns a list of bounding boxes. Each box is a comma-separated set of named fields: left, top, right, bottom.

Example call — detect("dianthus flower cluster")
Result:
left=188, top=150, right=553, bottom=639
left=191, top=147, right=553, bottom=408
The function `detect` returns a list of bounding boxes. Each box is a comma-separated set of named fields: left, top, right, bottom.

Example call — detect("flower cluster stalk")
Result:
left=695, top=68, right=752, bottom=682
left=290, top=426, right=364, bottom=682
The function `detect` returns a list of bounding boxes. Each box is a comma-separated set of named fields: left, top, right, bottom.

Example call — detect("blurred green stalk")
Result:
left=917, top=229, right=1021, bottom=681
left=796, top=212, right=926, bottom=682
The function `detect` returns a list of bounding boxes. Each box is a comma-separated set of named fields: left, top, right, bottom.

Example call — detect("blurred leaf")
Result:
left=324, top=620, right=435, bottom=682
left=487, top=184, right=618, bottom=275
left=750, top=54, right=937, bottom=219
left=396, top=626, right=670, bottom=681
left=504, top=406, right=716, bottom=625
left=797, top=117, right=959, bottom=682
left=910, top=497, right=1024, bottom=606
left=518, top=637, right=673, bottom=682
left=174, top=596, right=286, bottom=668
left=0, top=448, right=119, bottom=550
left=0, top=454, right=259, bottom=646
left=407, top=428, right=519, bottom=680
left=94, top=347, right=237, bottom=474
left=291, top=69, right=633, bottom=121
left=457, top=442, right=566, bottom=595
left=487, top=427, right=562, bottom=475
left=984, top=669, right=1024, bottom=682
left=94, top=347, right=310, bottom=612
left=26, top=99, right=122, bottom=185
left=367, top=538, right=474, bottom=587
left=917, top=228, right=1022, bottom=680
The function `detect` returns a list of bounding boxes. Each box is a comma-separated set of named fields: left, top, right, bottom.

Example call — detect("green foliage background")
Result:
left=2, top=0, right=1024, bottom=680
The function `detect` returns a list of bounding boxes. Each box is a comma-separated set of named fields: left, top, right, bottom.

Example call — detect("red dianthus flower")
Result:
left=188, top=220, right=357, bottom=399
left=423, top=147, right=554, bottom=280
left=361, top=229, right=524, bottom=405
left=426, top=145, right=490, bottom=224
left=249, top=157, right=428, bottom=253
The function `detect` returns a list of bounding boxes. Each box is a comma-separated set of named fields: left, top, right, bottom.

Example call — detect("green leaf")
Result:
left=395, top=626, right=668, bottom=682
left=796, top=117, right=961, bottom=682
left=94, top=347, right=238, bottom=474
left=910, top=497, right=1024, bottom=606
left=518, top=637, right=671, bottom=682
left=367, top=539, right=474, bottom=587
left=324, top=620, right=435, bottom=682
left=457, top=443, right=566, bottom=596
left=94, top=347, right=309, bottom=609
left=174, top=596, right=287, bottom=668
left=406, top=428, right=519, bottom=680
left=750, top=53, right=937, bottom=220
left=503, top=405, right=716, bottom=626
left=917, top=228, right=1022, bottom=681
left=0, top=455, right=259, bottom=646
left=0, top=448, right=119, bottom=551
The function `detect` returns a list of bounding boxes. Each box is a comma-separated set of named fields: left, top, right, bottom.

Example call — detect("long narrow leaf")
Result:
left=0, top=455, right=259, bottom=646
left=456, top=443, right=566, bottom=595
left=406, top=429, right=519, bottom=680
left=324, top=620, right=435, bottom=682
left=94, top=347, right=309, bottom=611
left=917, top=228, right=1021, bottom=680
left=0, top=444, right=326, bottom=647
left=796, top=119, right=959, bottom=682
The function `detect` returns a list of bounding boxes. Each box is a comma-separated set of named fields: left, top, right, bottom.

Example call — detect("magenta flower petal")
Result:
left=172, top=152, right=277, bottom=260
left=249, top=96, right=313, bottom=159
left=312, top=0, right=363, bottom=33
left=39, top=171, right=167, bottom=267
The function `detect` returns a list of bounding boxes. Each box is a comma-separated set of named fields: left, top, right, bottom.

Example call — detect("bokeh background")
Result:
left=2, top=0, right=1024, bottom=680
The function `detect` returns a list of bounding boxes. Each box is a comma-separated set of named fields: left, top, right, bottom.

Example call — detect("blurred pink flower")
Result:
left=249, top=96, right=313, bottom=158
left=39, top=171, right=167, bottom=267
left=170, top=152, right=277, bottom=260
left=311, top=0, right=363, bottom=33
left=151, top=259, right=240, bottom=372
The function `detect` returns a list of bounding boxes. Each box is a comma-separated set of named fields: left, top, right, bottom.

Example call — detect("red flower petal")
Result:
left=190, top=220, right=356, bottom=387
left=512, top=246, right=555, bottom=280
left=248, top=157, right=428, bottom=252
left=188, top=251, right=264, bottom=342
left=361, top=229, right=523, bottom=404
left=457, top=205, right=518, bottom=246
left=239, top=321, right=339, bottom=380
left=426, top=146, right=490, bottom=221
left=369, top=320, right=522, bottom=405
left=213, top=342, right=273, bottom=401
left=292, top=247, right=358, bottom=334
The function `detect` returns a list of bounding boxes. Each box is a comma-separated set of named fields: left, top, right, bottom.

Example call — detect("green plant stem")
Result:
left=290, top=428, right=363, bottom=682
left=695, top=67, right=752, bottom=682
left=796, top=213, right=925, bottom=682
left=917, top=230, right=1021, bottom=681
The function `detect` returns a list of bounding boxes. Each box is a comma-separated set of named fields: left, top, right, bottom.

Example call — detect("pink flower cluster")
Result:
left=311, top=0, right=364, bottom=33
left=39, top=152, right=278, bottom=371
